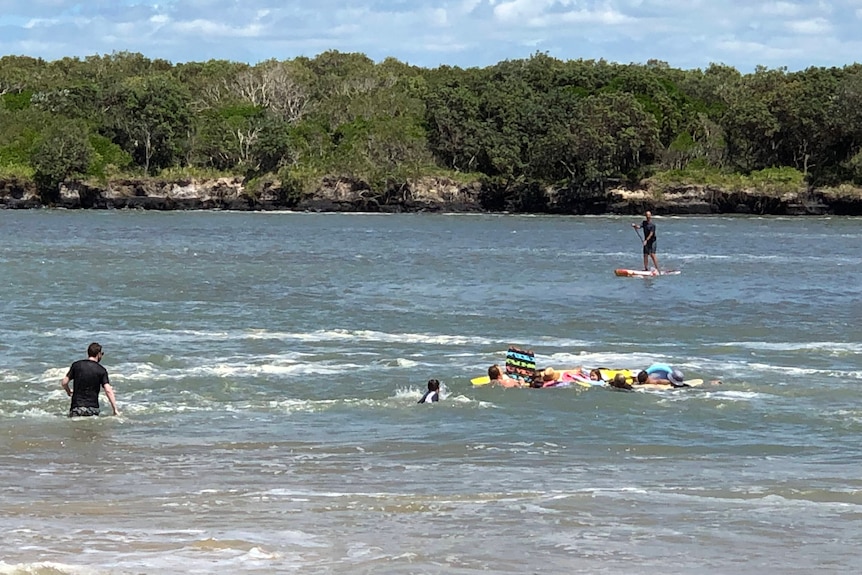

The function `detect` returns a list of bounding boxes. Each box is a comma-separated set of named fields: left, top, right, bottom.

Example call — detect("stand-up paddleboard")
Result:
left=614, top=268, right=681, bottom=278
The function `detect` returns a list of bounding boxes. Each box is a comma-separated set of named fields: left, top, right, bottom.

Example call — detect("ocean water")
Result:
left=1, top=210, right=860, bottom=574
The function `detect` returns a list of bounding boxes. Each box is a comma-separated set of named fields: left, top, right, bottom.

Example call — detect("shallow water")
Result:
left=1, top=211, right=861, bottom=574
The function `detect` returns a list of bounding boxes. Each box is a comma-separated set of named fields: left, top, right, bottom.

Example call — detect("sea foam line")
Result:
left=35, top=327, right=496, bottom=347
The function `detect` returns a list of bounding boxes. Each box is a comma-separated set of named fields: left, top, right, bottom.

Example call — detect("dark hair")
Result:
left=87, top=342, right=102, bottom=358
left=637, top=370, right=648, bottom=384
left=611, top=373, right=632, bottom=390
left=427, top=379, right=440, bottom=391
left=488, top=365, right=502, bottom=379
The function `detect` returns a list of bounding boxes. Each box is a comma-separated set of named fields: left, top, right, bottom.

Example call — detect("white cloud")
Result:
left=556, top=7, right=633, bottom=25
left=493, top=0, right=554, bottom=23
left=761, top=1, right=804, bottom=17
left=429, top=8, right=448, bottom=27
left=715, top=38, right=800, bottom=61
left=172, top=18, right=265, bottom=38
left=786, top=17, right=832, bottom=34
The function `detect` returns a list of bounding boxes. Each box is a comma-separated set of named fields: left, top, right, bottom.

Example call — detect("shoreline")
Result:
left=2, top=176, right=861, bottom=215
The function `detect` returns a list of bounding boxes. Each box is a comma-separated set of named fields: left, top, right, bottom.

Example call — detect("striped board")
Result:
left=504, top=346, right=535, bottom=382
left=614, top=268, right=681, bottom=278
left=470, top=346, right=536, bottom=386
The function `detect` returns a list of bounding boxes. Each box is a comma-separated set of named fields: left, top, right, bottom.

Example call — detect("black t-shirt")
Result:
left=66, top=359, right=110, bottom=409
left=642, top=220, right=656, bottom=243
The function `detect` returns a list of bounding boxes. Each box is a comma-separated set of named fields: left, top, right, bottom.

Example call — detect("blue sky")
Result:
left=1, top=0, right=861, bottom=72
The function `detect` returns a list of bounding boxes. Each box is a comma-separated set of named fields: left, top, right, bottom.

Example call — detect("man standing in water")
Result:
left=61, top=342, right=119, bottom=417
left=632, top=211, right=661, bottom=273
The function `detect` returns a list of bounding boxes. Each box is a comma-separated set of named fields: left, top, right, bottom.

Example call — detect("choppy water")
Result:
left=1, top=210, right=861, bottom=574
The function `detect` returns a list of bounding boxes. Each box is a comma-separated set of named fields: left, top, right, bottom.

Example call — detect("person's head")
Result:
left=427, top=378, right=440, bottom=392
left=589, top=368, right=603, bottom=381
left=488, top=364, right=502, bottom=380
left=645, top=210, right=652, bottom=220
left=637, top=370, right=649, bottom=384
left=87, top=342, right=103, bottom=361
left=668, top=368, right=685, bottom=386
left=611, top=373, right=631, bottom=389
left=542, top=367, right=556, bottom=382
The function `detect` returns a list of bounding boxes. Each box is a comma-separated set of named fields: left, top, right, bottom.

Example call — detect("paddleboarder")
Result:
left=632, top=211, right=661, bottom=274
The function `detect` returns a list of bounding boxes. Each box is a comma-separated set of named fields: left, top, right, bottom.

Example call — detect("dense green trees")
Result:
left=1, top=50, right=861, bottom=202
left=30, top=118, right=93, bottom=197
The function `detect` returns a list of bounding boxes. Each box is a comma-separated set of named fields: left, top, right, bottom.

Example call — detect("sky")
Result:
left=1, top=0, right=861, bottom=72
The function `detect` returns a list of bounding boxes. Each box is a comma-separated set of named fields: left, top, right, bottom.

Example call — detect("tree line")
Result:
left=2, top=50, right=861, bottom=204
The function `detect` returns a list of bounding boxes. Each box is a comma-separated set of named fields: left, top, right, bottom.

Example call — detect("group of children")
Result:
left=417, top=361, right=709, bottom=404
left=485, top=362, right=692, bottom=390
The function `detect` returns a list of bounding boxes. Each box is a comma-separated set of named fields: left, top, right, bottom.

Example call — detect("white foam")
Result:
left=0, top=562, right=109, bottom=575
left=41, top=326, right=496, bottom=348
left=119, top=360, right=362, bottom=381
left=720, top=341, right=862, bottom=353
left=712, top=390, right=762, bottom=400
left=744, top=362, right=861, bottom=379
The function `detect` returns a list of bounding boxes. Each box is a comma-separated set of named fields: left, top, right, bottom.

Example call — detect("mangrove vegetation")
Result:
left=2, top=51, right=861, bottom=208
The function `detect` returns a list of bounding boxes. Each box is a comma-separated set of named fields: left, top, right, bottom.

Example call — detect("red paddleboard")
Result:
left=614, top=268, right=681, bottom=277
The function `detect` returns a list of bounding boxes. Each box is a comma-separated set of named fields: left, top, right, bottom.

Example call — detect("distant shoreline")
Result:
left=2, top=176, right=861, bottom=216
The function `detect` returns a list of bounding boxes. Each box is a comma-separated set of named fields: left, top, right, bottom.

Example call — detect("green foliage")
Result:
left=669, top=131, right=696, bottom=152
left=751, top=166, right=805, bottom=188
left=0, top=138, right=35, bottom=166
left=88, top=134, right=133, bottom=178
left=155, top=165, right=231, bottom=180
left=1, top=52, right=861, bottom=203
left=275, top=167, right=309, bottom=205
left=651, top=164, right=805, bottom=195
left=251, top=118, right=294, bottom=175
left=105, top=73, right=193, bottom=174
left=0, top=108, right=44, bottom=197
left=1, top=91, right=32, bottom=110
left=30, top=118, right=94, bottom=198
left=191, top=105, right=266, bottom=171
left=845, top=150, right=862, bottom=184
left=0, top=163, right=34, bottom=179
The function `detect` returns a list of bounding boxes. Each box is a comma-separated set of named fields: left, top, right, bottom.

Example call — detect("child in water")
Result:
left=418, top=379, right=441, bottom=403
